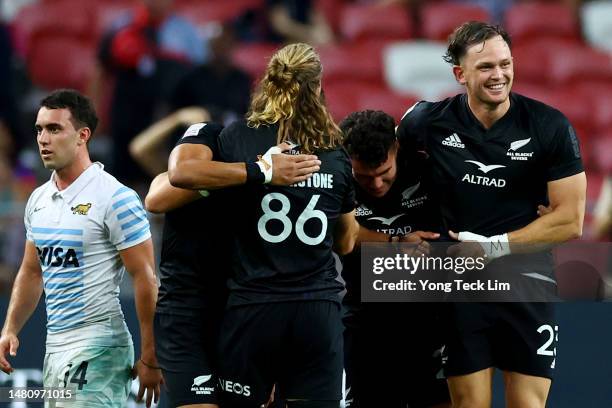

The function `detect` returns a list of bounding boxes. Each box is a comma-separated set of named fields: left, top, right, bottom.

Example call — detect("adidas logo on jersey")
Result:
left=442, top=133, right=465, bottom=149
left=355, top=205, right=373, bottom=217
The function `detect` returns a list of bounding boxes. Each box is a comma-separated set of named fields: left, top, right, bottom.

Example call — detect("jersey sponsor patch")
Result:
left=182, top=123, right=207, bottom=138
left=463, top=160, right=507, bottom=188
left=465, top=160, right=505, bottom=174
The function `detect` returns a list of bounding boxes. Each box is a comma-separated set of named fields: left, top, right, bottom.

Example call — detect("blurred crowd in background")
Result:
left=0, top=0, right=611, bottom=293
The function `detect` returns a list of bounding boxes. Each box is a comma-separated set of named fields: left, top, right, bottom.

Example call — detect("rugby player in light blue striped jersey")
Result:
left=0, top=89, right=162, bottom=407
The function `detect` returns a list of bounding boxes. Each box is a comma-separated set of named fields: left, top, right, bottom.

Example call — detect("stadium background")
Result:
left=0, top=0, right=611, bottom=406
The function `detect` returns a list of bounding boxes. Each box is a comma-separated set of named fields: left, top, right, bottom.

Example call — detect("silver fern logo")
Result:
left=507, top=138, right=534, bottom=161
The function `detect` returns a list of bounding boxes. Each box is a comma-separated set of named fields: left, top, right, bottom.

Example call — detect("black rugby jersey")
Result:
left=397, top=93, right=584, bottom=282
left=342, top=152, right=440, bottom=314
left=218, top=120, right=355, bottom=306
left=156, top=122, right=230, bottom=315
left=397, top=93, right=583, bottom=237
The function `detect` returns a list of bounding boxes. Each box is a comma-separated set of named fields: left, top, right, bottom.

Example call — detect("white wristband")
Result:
left=483, top=233, right=510, bottom=260
left=457, top=231, right=510, bottom=260
left=256, top=146, right=282, bottom=184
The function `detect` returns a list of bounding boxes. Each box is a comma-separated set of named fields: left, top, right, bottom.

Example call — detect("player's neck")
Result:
left=467, top=95, right=510, bottom=130
left=54, top=155, right=93, bottom=191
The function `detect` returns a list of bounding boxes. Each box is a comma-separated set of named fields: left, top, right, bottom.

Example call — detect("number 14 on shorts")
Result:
left=62, top=361, right=89, bottom=390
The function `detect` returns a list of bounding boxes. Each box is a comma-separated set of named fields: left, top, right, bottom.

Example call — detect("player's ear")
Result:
left=77, top=127, right=91, bottom=146
left=452, top=65, right=466, bottom=85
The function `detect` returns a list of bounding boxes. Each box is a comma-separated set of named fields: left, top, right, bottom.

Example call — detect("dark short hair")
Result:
left=443, top=21, right=511, bottom=65
left=340, top=110, right=396, bottom=168
left=40, top=89, right=98, bottom=135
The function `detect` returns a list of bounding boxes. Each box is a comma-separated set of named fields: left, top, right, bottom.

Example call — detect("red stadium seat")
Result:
left=510, top=38, right=574, bottom=85
left=510, top=83, right=551, bottom=101
left=512, top=39, right=612, bottom=88
left=511, top=84, right=594, bottom=153
left=592, top=94, right=612, bottom=134
left=322, top=81, right=418, bottom=123
left=231, top=42, right=278, bottom=81
left=591, top=135, right=612, bottom=173
left=547, top=44, right=612, bottom=86
left=339, top=3, right=413, bottom=42
left=316, top=0, right=344, bottom=33
left=504, top=2, right=580, bottom=43
left=13, top=0, right=96, bottom=56
left=571, top=82, right=612, bottom=133
left=356, top=88, right=418, bottom=124
left=421, top=2, right=491, bottom=41
left=322, top=81, right=371, bottom=123
left=318, top=41, right=385, bottom=85
left=27, top=34, right=96, bottom=92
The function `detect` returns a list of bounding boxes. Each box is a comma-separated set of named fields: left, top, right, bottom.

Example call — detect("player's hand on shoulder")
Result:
left=270, top=142, right=321, bottom=186
left=133, top=358, right=163, bottom=407
left=0, top=332, right=19, bottom=374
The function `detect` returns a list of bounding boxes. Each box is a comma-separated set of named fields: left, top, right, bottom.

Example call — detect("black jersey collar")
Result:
left=459, top=93, right=516, bottom=140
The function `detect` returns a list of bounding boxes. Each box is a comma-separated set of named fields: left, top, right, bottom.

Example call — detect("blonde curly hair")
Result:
left=247, top=43, right=341, bottom=153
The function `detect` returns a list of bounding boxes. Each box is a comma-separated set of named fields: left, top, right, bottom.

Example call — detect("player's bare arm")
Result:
left=129, top=107, right=210, bottom=177
left=120, top=239, right=162, bottom=407
left=0, top=241, right=43, bottom=374
left=333, top=211, right=360, bottom=255
left=168, top=141, right=321, bottom=190
left=507, top=172, right=586, bottom=244
left=145, top=172, right=201, bottom=214
left=450, top=172, right=586, bottom=258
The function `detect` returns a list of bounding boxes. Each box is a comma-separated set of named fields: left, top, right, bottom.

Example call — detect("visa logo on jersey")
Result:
left=36, top=247, right=80, bottom=267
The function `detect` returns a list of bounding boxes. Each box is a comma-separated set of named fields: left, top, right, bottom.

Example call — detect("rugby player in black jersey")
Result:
left=397, top=22, right=586, bottom=408
left=339, top=110, right=450, bottom=408
left=213, top=43, right=359, bottom=408
left=144, top=121, right=321, bottom=407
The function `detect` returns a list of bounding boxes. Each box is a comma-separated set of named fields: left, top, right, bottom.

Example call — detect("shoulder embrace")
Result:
left=219, top=119, right=249, bottom=142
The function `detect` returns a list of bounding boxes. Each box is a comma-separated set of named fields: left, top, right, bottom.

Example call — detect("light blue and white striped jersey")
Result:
left=24, top=163, right=151, bottom=352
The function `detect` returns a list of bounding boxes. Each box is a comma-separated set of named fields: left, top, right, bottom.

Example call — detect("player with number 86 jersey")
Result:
left=215, top=43, right=358, bottom=408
